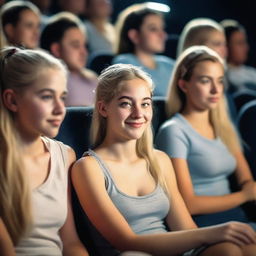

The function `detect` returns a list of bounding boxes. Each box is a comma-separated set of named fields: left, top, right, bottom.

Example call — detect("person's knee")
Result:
left=200, top=242, right=242, bottom=256
left=241, top=244, right=256, bottom=256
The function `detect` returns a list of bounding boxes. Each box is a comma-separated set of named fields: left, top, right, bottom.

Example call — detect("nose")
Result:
left=53, top=98, right=65, bottom=116
left=131, top=104, right=143, bottom=119
left=210, top=81, right=222, bottom=94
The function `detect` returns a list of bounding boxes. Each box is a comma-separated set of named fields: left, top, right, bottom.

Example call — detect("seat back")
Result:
left=55, top=106, right=93, bottom=158
left=237, top=100, right=256, bottom=178
left=152, top=96, right=167, bottom=137
left=87, top=52, right=114, bottom=75
left=232, top=89, right=256, bottom=112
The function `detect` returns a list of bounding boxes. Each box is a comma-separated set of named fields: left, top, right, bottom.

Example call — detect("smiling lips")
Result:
left=125, top=122, right=145, bottom=128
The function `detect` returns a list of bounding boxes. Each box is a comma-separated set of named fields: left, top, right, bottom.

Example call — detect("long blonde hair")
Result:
left=0, top=47, right=66, bottom=245
left=92, top=63, right=168, bottom=192
left=166, top=46, right=241, bottom=154
left=177, top=18, right=224, bottom=57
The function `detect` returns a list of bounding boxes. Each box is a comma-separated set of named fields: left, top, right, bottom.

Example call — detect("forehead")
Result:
left=207, top=30, right=225, bottom=41
left=31, top=68, right=67, bottom=91
left=62, top=27, right=85, bottom=41
left=18, top=9, right=39, bottom=22
left=117, top=78, right=151, bottom=96
left=192, top=60, right=224, bottom=75
left=141, top=13, right=163, bottom=26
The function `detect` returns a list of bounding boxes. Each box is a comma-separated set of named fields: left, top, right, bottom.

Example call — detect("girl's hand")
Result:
left=206, top=221, right=256, bottom=246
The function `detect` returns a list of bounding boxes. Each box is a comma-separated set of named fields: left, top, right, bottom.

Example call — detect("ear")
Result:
left=178, top=79, right=188, bottom=93
left=2, top=89, right=19, bottom=112
left=127, top=29, right=140, bottom=45
left=50, top=42, right=61, bottom=58
left=97, top=101, right=108, bottom=118
left=4, top=24, right=15, bottom=40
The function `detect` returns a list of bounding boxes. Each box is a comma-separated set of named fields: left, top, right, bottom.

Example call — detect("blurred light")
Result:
left=146, top=2, right=171, bottom=13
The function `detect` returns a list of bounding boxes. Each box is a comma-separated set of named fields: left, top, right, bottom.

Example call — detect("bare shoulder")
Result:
left=154, top=149, right=173, bottom=169
left=153, top=149, right=175, bottom=179
left=72, top=154, right=105, bottom=182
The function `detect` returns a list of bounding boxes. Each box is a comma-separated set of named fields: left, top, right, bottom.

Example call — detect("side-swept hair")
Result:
left=91, top=63, right=168, bottom=193
left=0, top=46, right=66, bottom=245
left=166, top=45, right=241, bottom=155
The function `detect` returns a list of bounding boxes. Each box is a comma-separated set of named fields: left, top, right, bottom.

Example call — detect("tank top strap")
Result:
left=83, top=149, right=113, bottom=188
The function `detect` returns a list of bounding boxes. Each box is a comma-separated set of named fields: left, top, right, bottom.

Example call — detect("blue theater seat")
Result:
left=55, top=106, right=93, bottom=158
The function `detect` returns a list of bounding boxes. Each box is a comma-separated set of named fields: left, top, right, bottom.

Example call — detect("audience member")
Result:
left=221, top=19, right=256, bottom=92
left=112, top=4, right=175, bottom=97
left=0, top=46, right=88, bottom=255
left=0, top=0, right=40, bottom=49
left=40, top=12, right=97, bottom=106
left=155, top=46, right=256, bottom=235
left=84, top=0, right=116, bottom=57
left=71, top=63, right=256, bottom=256
left=177, top=18, right=226, bottom=59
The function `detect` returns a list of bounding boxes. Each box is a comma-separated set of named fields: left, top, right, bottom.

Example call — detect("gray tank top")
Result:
left=77, top=150, right=170, bottom=256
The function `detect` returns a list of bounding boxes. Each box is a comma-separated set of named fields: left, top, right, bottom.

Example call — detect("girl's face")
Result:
left=228, top=30, right=249, bottom=65
left=180, top=60, right=224, bottom=112
left=58, top=27, right=87, bottom=72
left=135, top=14, right=167, bottom=54
left=205, top=30, right=227, bottom=59
left=13, top=68, right=67, bottom=139
left=100, top=78, right=153, bottom=142
left=10, top=9, right=40, bottom=49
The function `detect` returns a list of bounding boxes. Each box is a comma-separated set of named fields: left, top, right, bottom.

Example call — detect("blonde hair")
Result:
left=92, top=63, right=168, bottom=192
left=177, top=18, right=224, bottom=57
left=0, top=47, right=66, bottom=245
left=166, top=45, right=241, bottom=154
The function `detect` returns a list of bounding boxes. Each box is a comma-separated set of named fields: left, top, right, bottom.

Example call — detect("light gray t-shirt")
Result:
left=155, top=113, right=237, bottom=196
left=112, top=54, right=175, bottom=97
left=15, top=137, right=69, bottom=256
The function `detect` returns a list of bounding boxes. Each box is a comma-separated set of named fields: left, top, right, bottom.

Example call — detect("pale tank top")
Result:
left=16, top=137, right=69, bottom=256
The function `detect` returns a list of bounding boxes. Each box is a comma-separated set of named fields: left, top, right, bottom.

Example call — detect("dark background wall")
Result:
left=112, top=0, right=256, bottom=67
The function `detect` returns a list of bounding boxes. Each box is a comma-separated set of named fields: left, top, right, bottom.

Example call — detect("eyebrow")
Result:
left=37, top=88, right=68, bottom=95
left=117, top=96, right=152, bottom=101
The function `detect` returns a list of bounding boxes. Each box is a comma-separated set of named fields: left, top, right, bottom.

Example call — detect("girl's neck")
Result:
left=98, top=139, right=138, bottom=163
left=136, top=50, right=155, bottom=69
left=20, top=136, right=45, bottom=157
left=181, top=108, right=210, bottom=125
left=90, top=17, right=107, bottom=32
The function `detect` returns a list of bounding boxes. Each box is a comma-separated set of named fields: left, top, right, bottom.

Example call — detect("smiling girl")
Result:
left=71, top=63, right=256, bottom=256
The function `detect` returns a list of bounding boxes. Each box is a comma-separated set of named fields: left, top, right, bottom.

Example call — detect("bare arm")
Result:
left=0, top=218, right=15, bottom=256
left=171, top=152, right=256, bottom=215
left=60, top=147, right=89, bottom=256
left=71, top=151, right=256, bottom=256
